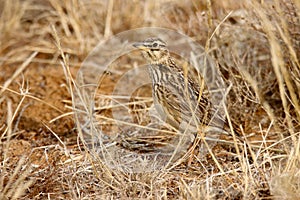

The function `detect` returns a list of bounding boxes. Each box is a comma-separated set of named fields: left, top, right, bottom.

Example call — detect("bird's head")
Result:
left=133, top=38, right=169, bottom=64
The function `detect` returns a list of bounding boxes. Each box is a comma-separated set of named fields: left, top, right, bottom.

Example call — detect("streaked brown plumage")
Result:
left=119, top=38, right=244, bottom=154
left=133, top=37, right=226, bottom=133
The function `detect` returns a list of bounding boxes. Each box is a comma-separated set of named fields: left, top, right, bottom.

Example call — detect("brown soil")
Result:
left=0, top=0, right=299, bottom=199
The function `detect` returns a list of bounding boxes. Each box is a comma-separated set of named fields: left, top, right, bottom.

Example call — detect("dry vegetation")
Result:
left=0, top=0, right=300, bottom=199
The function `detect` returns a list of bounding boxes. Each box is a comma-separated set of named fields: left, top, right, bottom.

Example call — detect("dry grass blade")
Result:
left=0, top=52, right=37, bottom=96
left=0, top=0, right=299, bottom=199
left=0, top=156, right=34, bottom=200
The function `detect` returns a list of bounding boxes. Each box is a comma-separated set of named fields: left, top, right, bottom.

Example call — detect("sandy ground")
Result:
left=0, top=0, right=299, bottom=199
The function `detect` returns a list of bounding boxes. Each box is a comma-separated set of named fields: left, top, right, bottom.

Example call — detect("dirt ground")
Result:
left=0, top=0, right=300, bottom=199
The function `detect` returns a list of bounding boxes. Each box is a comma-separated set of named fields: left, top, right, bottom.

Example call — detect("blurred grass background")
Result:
left=0, top=0, right=299, bottom=199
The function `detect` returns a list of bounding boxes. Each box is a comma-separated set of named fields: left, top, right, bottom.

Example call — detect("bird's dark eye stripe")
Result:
left=147, top=44, right=156, bottom=47
left=144, top=43, right=166, bottom=48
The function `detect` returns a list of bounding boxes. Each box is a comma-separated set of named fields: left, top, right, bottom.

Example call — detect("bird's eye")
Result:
left=153, top=42, right=158, bottom=47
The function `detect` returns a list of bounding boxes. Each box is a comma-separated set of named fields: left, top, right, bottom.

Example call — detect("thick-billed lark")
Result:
left=126, top=37, right=238, bottom=153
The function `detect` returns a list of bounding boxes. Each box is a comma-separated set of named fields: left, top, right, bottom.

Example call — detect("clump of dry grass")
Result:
left=0, top=0, right=299, bottom=199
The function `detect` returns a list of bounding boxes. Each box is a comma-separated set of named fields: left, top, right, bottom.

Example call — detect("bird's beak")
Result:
left=132, top=42, right=147, bottom=50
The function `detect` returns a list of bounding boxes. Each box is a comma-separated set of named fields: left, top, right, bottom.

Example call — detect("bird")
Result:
left=123, top=37, right=238, bottom=154
left=119, top=37, right=241, bottom=158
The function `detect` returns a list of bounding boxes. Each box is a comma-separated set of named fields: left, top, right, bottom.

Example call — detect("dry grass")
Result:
left=0, top=0, right=299, bottom=199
